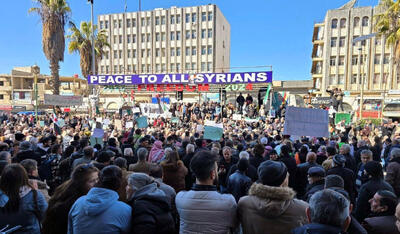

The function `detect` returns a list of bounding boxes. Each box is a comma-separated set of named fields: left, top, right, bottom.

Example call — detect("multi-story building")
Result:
left=97, top=4, right=230, bottom=75
left=311, top=0, right=400, bottom=110
left=0, top=66, right=88, bottom=112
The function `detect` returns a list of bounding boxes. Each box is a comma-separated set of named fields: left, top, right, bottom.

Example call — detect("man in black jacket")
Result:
left=304, top=167, right=325, bottom=202
left=236, top=93, right=245, bottom=113
left=227, top=158, right=252, bottom=202
left=296, top=152, right=321, bottom=198
left=327, top=154, right=356, bottom=203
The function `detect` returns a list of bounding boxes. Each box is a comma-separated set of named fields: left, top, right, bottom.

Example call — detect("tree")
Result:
left=29, top=0, right=71, bottom=95
left=67, top=21, right=110, bottom=78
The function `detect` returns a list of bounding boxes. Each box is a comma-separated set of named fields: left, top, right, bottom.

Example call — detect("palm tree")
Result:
left=67, top=21, right=110, bottom=78
left=29, top=0, right=71, bottom=95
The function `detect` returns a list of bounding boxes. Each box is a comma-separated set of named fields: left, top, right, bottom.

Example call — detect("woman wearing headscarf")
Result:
left=148, top=140, right=164, bottom=164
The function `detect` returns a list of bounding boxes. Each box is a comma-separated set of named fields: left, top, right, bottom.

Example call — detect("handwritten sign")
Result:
left=204, top=126, right=223, bottom=141
left=126, top=121, right=133, bottom=129
left=115, top=119, right=122, bottom=130
left=233, top=114, right=242, bottom=121
left=136, top=116, right=148, bottom=128
left=283, top=106, right=329, bottom=137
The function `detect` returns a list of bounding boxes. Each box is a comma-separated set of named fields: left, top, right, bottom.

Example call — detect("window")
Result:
left=338, top=75, right=344, bottom=84
left=119, top=35, right=122, bottom=44
left=0, top=94, right=4, bottom=100
left=100, top=66, right=104, bottom=73
left=147, top=65, right=151, bottom=73
left=162, top=64, right=166, bottom=72
left=142, top=64, right=146, bottom=73
left=141, top=49, right=145, bottom=57
left=331, top=37, right=337, bottom=47
left=100, top=21, right=103, bottom=29
left=141, top=18, right=145, bottom=26
left=118, top=19, right=122, bottom=28
left=132, top=35, right=136, bottom=43
left=383, top=73, right=388, bottom=83
left=339, top=56, right=344, bottom=66
left=340, top=18, right=346, bottom=28
left=0, top=81, right=4, bottom=86
left=147, top=49, right=151, bottom=57
left=176, top=47, right=181, bottom=56
left=105, top=51, right=109, bottom=59
left=156, top=64, right=160, bottom=72
left=147, top=33, right=151, bottom=42
left=155, top=17, right=160, bottom=25
left=186, top=47, right=190, bottom=56
left=192, top=30, right=197, bottom=39
left=119, top=50, right=122, bottom=59
left=186, top=30, right=190, bottom=39
left=127, top=19, right=131, bottom=27
left=162, top=48, right=166, bottom=57
left=201, top=62, right=206, bottom=71
left=192, top=13, right=197, bottom=22
left=170, top=32, right=175, bottom=41
left=384, top=54, right=390, bottom=64
left=373, top=74, right=379, bottom=84
left=192, top=47, right=197, bottom=55
left=331, top=19, right=338, bottom=29
left=339, top=37, right=345, bottom=47
left=351, top=74, right=357, bottom=84
left=114, top=50, right=117, bottom=58
left=146, top=17, right=150, bottom=26
left=202, top=12, right=207, bottom=21
left=133, top=49, right=136, bottom=58
left=329, top=75, right=336, bottom=85
left=375, top=38, right=381, bottom=46
left=362, top=16, right=369, bottom=26
left=207, top=62, right=212, bottom=71
left=156, top=48, right=160, bottom=57
left=105, top=20, right=109, bottom=29
left=132, top=19, right=136, bottom=27
left=330, top=56, right=336, bottom=66
left=127, top=50, right=131, bottom=58
left=201, top=29, right=206, bottom=39
left=176, top=31, right=181, bottom=40
left=113, top=20, right=117, bottom=28
left=113, top=35, right=117, bottom=44
left=352, top=55, right=358, bottom=65
left=156, top=33, right=160, bottom=42
left=360, top=55, right=365, bottom=64
left=208, top=29, right=213, bottom=38
left=176, top=15, right=181, bottom=24
left=127, top=65, right=131, bottom=72
left=176, top=63, right=181, bottom=72
left=161, top=16, right=166, bottom=25
left=192, top=63, right=196, bottom=71
left=127, top=35, right=131, bottom=43
left=201, top=46, right=206, bottom=55
left=374, top=55, right=381, bottom=64
left=171, top=15, right=175, bottom=24
left=208, top=46, right=212, bottom=55
left=161, top=33, right=166, bottom=41
left=170, top=63, right=175, bottom=72
left=106, top=66, right=109, bottom=73
left=354, top=17, right=360, bottom=27
left=208, top=12, right=213, bottom=21
left=114, top=65, right=117, bottom=72
left=141, top=34, right=145, bottom=42
left=185, top=63, right=190, bottom=70
left=186, top=13, right=190, bottom=23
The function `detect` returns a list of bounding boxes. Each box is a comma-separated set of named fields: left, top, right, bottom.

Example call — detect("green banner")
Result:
left=335, top=113, right=351, bottom=125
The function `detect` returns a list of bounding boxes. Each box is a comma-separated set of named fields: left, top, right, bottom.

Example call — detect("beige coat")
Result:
left=238, top=183, right=308, bottom=234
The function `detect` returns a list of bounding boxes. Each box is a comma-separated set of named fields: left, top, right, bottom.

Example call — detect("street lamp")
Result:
left=32, top=65, right=40, bottom=123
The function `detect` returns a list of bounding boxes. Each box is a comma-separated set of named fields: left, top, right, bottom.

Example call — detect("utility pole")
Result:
left=32, top=65, right=40, bottom=123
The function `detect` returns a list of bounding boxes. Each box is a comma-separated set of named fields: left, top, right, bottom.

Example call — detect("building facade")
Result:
left=0, top=66, right=88, bottom=112
left=311, top=0, right=400, bottom=106
left=97, top=4, right=230, bottom=76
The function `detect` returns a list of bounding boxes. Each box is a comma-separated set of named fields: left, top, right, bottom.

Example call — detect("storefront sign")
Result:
left=88, top=71, right=272, bottom=85
left=0, top=105, right=12, bottom=111
left=44, top=94, right=83, bottom=106
left=137, top=84, right=210, bottom=92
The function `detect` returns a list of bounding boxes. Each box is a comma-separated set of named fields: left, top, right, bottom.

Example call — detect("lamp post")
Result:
left=32, top=65, right=40, bottom=123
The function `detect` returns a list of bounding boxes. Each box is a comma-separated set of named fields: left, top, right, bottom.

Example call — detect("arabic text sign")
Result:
left=283, top=106, right=329, bottom=138
left=204, top=126, right=223, bottom=141
left=44, top=94, right=83, bottom=106
left=88, top=71, right=272, bottom=85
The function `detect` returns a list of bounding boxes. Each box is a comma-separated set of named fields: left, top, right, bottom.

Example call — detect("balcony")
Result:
left=0, top=86, right=11, bottom=91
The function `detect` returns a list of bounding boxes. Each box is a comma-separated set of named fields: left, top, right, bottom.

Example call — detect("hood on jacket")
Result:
left=161, top=160, right=184, bottom=171
left=0, top=190, right=9, bottom=207
left=80, top=187, right=119, bottom=216
left=248, top=183, right=297, bottom=218
left=133, top=183, right=170, bottom=210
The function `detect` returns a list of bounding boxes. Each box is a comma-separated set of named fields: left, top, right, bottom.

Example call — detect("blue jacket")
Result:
left=68, top=187, right=131, bottom=234
left=0, top=188, right=47, bottom=234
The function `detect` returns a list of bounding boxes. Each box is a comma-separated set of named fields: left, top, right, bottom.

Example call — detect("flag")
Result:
left=263, top=83, right=272, bottom=105
left=124, top=0, right=127, bottom=12
left=280, top=91, right=288, bottom=103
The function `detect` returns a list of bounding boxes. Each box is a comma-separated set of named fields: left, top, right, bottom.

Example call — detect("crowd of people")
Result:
left=0, top=99, right=400, bottom=234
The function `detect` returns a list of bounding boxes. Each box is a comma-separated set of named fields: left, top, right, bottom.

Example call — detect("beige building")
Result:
left=97, top=4, right=230, bottom=75
left=0, top=66, right=88, bottom=111
left=311, top=0, right=400, bottom=105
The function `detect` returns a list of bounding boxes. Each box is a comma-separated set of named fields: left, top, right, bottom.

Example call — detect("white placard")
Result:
left=196, top=124, right=204, bottom=132
left=126, top=121, right=133, bottom=129
left=283, top=106, right=329, bottom=138
left=92, top=128, right=104, bottom=138
left=233, top=114, right=242, bottom=121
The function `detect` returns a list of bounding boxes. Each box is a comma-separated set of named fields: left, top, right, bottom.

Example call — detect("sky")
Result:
left=0, top=0, right=379, bottom=81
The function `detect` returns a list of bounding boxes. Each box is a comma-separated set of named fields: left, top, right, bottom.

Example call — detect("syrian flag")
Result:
left=52, top=107, right=61, bottom=135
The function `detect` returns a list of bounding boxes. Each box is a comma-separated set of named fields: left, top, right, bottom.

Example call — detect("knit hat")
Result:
left=258, top=160, right=287, bottom=187
left=127, top=172, right=154, bottom=191
left=325, top=174, right=344, bottom=189
left=364, top=161, right=383, bottom=178
left=332, top=154, right=346, bottom=166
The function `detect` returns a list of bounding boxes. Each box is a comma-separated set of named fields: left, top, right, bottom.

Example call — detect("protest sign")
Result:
left=92, top=128, right=104, bottom=138
left=136, top=116, right=148, bottom=128
left=114, top=119, right=122, bottom=130
left=90, top=136, right=103, bottom=147
left=335, top=113, right=351, bottom=125
left=232, top=114, right=242, bottom=121
left=171, top=117, right=180, bottom=123
left=44, top=94, right=83, bottom=106
left=103, top=119, right=110, bottom=126
left=196, top=124, right=204, bottom=133
left=57, top=119, right=65, bottom=127
left=96, top=117, right=102, bottom=123
left=132, top=107, right=141, bottom=113
left=283, top=106, right=329, bottom=138
left=39, top=121, right=45, bottom=127
left=140, top=103, right=163, bottom=118
left=245, top=117, right=260, bottom=123
left=204, top=126, right=223, bottom=141
left=126, top=121, right=133, bottom=129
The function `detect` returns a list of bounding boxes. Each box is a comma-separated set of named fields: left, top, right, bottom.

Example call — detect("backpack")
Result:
left=38, top=154, right=57, bottom=181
